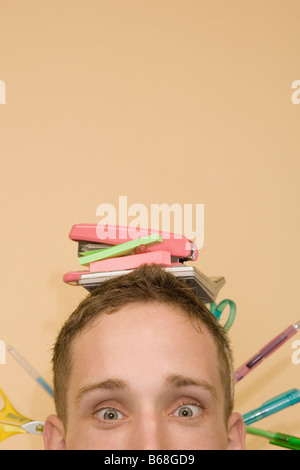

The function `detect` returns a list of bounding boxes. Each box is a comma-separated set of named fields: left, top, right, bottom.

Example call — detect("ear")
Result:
left=226, top=412, right=246, bottom=450
left=43, top=414, right=67, bottom=450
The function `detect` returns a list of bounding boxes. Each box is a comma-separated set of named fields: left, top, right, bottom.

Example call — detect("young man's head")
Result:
left=44, top=264, right=245, bottom=450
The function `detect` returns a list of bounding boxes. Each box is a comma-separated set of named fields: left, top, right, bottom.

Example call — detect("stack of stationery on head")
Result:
left=63, top=223, right=226, bottom=304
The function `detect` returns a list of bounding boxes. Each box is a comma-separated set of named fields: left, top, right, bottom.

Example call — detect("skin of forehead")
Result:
left=67, top=301, right=224, bottom=406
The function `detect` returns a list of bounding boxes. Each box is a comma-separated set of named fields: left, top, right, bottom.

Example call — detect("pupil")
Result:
left=104, top=410, right=117, bottom=420
left=180, top=407, right=192, bottom=417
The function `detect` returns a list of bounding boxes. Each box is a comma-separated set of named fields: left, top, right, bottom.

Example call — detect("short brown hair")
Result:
left=53, top=264, right=234, bottom=427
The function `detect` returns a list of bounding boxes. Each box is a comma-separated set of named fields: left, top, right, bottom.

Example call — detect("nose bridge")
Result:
left=131, top=406, right=166, bottom=450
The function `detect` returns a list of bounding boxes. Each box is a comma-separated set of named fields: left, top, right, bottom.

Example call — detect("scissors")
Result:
left=0, top=388, right=44, bottom=443
left=207, top=299, right=237, bottom=331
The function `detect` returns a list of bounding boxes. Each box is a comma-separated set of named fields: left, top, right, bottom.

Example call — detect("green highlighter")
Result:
left=246, top=426, right=300, bottom=450
left=78, top=233, right=163, bottom=266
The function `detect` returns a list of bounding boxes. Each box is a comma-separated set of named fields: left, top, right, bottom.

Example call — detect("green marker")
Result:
left=246, top=426, right=300, bottom=450
left=78, top=234, right=163, bottom=266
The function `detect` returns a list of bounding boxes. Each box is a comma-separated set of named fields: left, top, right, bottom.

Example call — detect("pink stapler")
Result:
left=69, top=223, right=198, bottom=261
left=63, top=224, right=225, bottom=303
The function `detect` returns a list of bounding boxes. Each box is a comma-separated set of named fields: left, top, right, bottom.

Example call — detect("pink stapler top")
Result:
left=69, top=224, right=198, bottom=260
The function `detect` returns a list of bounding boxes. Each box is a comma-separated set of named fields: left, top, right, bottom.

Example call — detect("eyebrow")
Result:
left=75, top=378, right=129, bottom=403
left=163, top=373, right=218, bottom=401
left=75, top=373, right=218, bottom=404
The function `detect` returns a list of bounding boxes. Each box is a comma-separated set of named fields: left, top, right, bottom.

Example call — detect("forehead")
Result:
left=69, top=302, right=223, bottom=396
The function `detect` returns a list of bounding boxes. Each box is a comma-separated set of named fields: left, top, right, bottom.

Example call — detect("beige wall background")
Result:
left=0, top=0, right=299, bottom=450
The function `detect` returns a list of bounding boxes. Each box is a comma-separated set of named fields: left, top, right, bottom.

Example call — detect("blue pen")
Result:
left=243, top=389, right=300, bottom=425
left=7, top=345, right=54, bottom=398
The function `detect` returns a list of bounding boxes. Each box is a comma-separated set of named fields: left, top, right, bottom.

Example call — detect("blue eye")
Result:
left=95, top=408, right=124, bottom=422
left=173, top=405, right=202, bottom=418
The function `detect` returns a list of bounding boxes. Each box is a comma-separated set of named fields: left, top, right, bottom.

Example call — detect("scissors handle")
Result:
left=0, top=388, right=35, bottom=443
left=0, top=388, right=29, bottom=425
left=0, top=422, right=27, bottom=443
